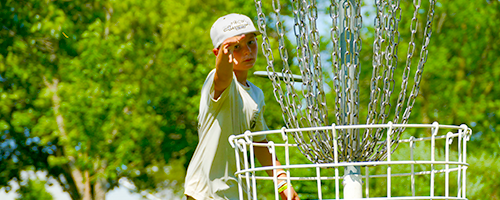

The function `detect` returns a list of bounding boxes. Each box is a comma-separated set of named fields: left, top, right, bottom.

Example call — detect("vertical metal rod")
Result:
left=339, top=0, right=347, bottom=126
left=233, top=139, right=244, bottom=200
left=365, top=167, right=370, bottom=198
left=339, top=2, right=363, bottom=197
left=431, top=122, right=438, bottom=198
left=316, top=167, right=323, bottom=200
left=457, top=126, right=462, bottom=198
left=248, top=134, right=258, bottom=200
left=341, top=0, right=369, bottom=172
left=410, top=136, right=416, bottom=197
left=285, top=133, right=291, bottom=200
left=339, top=0, right=358, bottom=127
left=332, top=124, right=340, bottom=200
left=241, top=141, right=251, bottom=200
left=270, top=141, right=279, bottom=200
left=462, top=125, right=468, bottom=199
left=386, top=122, right=393, bottom=198
left=445, top=132, right=450, bottom=198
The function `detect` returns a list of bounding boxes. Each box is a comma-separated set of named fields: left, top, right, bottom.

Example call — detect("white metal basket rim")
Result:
left=237, top=165, right=468, bottom=181
left=229, top=122, right=471, bottom=148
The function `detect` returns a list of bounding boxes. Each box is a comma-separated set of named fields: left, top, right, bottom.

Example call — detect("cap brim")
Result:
left=214, top=31, right=261, bottom=48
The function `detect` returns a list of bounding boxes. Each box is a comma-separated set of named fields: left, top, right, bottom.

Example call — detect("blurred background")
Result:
left=0, top=0, right=499, bottom=199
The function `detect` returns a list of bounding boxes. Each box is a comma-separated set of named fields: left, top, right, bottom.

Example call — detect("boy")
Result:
left=184, top=13, right=300, bottom=200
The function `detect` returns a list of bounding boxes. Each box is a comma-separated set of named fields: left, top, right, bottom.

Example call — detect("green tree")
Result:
left=16, top=178, right=53, bottom=200
left=412, top=0, right=500, bottom=198
left=1, top=0, right=279, bottom=199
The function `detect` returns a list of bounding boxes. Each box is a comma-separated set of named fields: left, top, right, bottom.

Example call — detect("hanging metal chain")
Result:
left=327, top=0, right=364, bottom=162
left=350, top=0, right=363, bottom=161
left=306, top=0, right=335, bottom=163
left=294, top=0, right=315, bottom=130
left=361, top=0, right=403, bottom=161
left=366, top=0, right=386, bottom=126
left=273, top=0, right=303, bottom=131
left=343, top=0, right=354, bottom=161
left=254, top=0, right=436, bottom=163
left=378, top=0, right=400, bottom=125
left=330, top=0, right=343, bottom=130
left=339, top=0, right=353, bottom=161
left=307, top=0, right=329, bottom=127
left=398, top=0, right=436, bottom=128
left=255, top=0, right=319, bottom=162
left=368, top=0, right=400, bottom=128
left=255, top=0, right=297, bottom=130
left=393, top=0, right=422, bottom=126
left=379, top=0, right=436, bottom=161
left=329, top=0, right=348, bottom=162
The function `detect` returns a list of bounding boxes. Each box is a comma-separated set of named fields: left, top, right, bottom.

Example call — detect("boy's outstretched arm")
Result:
left=212, top=34, right=246, bottom=99
left=255, top=139, right=300, bottom=200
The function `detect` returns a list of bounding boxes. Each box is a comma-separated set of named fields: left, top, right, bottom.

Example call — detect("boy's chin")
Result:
left=234, top=64, right=254, bottom=71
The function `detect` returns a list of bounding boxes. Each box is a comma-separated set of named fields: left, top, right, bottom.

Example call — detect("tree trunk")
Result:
left=94, top=177, right=107, bottom=200
left=84, top=170, right=92, bottom=200
left=45, top=77, right=89, bottom=200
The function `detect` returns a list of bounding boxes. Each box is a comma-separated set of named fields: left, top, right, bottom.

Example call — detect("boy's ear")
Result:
left=212, top=48, right=219, bottom=56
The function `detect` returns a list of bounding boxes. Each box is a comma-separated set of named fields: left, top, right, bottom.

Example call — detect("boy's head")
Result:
left=210, top=13, right=260, bottom=49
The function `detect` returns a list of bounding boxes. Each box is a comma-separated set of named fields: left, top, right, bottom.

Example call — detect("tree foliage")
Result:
left=16, top=178, right=53, bottom=200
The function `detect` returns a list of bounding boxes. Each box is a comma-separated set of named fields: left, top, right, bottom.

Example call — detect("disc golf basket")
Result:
left=229, top=0, right=472, bottom=199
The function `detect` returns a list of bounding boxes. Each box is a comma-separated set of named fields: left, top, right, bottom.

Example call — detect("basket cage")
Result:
left=229, top=122, right=471, bottom=200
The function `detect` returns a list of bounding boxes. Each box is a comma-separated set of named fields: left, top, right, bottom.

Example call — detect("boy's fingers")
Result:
left=223, top=34, right=246, bottom=48
left=223, top=44, right=229, bottom=54
left=228, top=51, right=238, bottom=64
left=232, top=55, right=238, bottom=65
left=234, top=34, right=245, bottom=42
left=228, top=35, right=244, bottom=44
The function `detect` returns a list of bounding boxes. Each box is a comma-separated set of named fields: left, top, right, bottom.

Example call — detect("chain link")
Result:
left=254, top=0, right=436, bottom=163
left=399, top=0, right=436, bottom=128
left=330, top=0, right=343, bottom=131
left=393, top=0, right=421, bottom=126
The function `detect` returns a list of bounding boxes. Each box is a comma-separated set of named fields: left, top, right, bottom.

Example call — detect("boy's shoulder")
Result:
left=247, top=81, right=265, bottom=98
left=202, top=69, right=220, bottom=87
left=247, top=80, right=261, bottom=90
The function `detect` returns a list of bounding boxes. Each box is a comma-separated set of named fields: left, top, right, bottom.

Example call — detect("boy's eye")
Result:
left=248, top=40, right=256, bottom=45
left=234, top=44, right=240, bottom=49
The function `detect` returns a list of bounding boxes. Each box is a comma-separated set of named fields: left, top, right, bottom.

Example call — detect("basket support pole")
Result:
left=344, top=165, right=363, bottom=199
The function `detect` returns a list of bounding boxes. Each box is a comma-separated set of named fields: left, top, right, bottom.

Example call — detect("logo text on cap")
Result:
left=223, top=20, right=249, bottom=32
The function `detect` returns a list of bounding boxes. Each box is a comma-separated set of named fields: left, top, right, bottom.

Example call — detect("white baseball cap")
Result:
left=210, top=13, right=260, bottom=48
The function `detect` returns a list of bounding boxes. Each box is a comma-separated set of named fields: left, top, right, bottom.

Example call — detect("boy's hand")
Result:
left=220, top=34, right=246, bottom=65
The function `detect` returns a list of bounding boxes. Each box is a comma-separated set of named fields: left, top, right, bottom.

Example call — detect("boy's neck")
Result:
left=234, top=70, right=249, bottom=87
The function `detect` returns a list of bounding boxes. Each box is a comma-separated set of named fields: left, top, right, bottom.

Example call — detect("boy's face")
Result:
left=228, top=33, right=258, bottom=71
